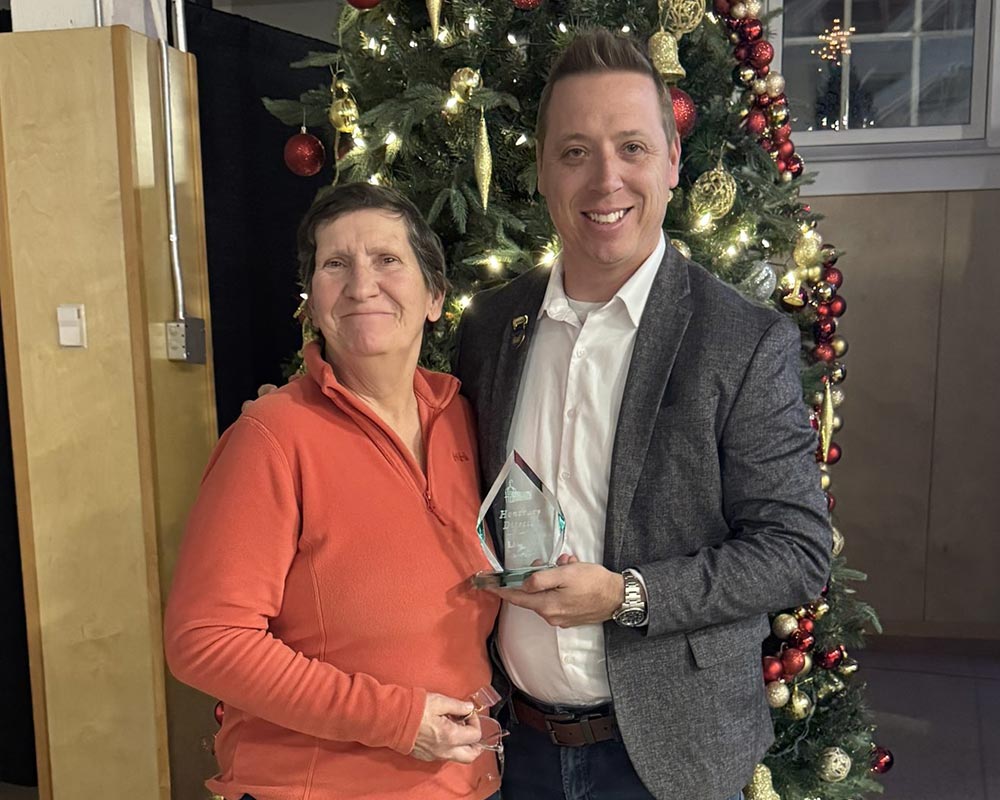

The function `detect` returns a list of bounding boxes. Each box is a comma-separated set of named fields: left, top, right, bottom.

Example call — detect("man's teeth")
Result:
left=585, top=209, right=626, bottom=224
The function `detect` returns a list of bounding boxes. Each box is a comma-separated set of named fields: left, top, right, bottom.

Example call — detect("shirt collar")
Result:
left=538, top=232, right=666, bottom=328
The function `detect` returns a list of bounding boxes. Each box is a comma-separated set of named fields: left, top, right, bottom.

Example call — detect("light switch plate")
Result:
left=57, top=304, right=86, bottom=348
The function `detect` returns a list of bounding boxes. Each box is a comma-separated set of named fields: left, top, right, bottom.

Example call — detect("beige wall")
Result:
left=807, top=190, right=1000, bottom=639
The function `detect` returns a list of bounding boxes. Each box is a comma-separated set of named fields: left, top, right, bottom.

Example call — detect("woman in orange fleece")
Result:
left=164, top=183, right=501, bottom=800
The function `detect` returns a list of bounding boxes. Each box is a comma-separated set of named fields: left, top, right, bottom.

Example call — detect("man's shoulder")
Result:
left=461, top=267, right=549, bottom=331
left=683, top=257, right=785, bottom=332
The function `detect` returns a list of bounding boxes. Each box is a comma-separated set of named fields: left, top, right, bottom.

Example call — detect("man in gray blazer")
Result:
left=453, top=30, right=831, bottom=800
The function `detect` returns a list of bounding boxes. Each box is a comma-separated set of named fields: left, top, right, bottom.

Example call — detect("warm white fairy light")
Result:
left=384, top=131, right=398, bottom=145
left=367, top=36, right=378, bottom=51
left=409, top=39, right=418, bottom=48
left=466, top=14, right=478, bottom=32
left=738, top=230, right=750, bottom=244
left=695, top=212, right=713, bottom=231
left=487, top=255, right=501, bottom=271
left=437, top=27, right=452, bottom=43
left=812, top=18, right=855, bottom=66
left=621, top=24, right=631, bottom=33
left=725, top=244, right=738, bottom=257
left=507, top=33, right=518, bottom=44
left=353, top=134, right=367, bottom=149
left=380, top=43, right=387, bottom=56
left=539, top=241, right=559, bottom=267
left=761, top=238, right=771, bottom=248
left=386, top=13, right=396, bottom=25
left=368, top=174, right=382, bottom=185
left=558, top=22, right=568, bottom=33
left=458, top=294, right=472, bottom=309
left=515, top=133, right=528, bottom=146
left=299, top=292, right=308, bottom=300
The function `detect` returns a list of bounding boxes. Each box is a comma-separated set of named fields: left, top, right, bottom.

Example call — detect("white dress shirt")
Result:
left=498, top=233, right=667, bottom=706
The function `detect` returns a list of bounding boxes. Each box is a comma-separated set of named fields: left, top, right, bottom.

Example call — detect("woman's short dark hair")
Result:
left=297, top=182, right=449, bottom=297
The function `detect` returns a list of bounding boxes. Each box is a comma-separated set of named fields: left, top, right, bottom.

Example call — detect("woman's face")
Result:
left=309, top=209, right=443, bottom=365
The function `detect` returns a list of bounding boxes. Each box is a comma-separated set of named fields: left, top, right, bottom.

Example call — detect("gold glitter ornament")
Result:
left=787, top=687, right=813, bottom=720
left=474, top=110, right=492, bottom=210
left=743, top=764, right=781, bottom=800
left=671, top=239, right=692, bottom=259
left=426, top=0, right=442, bottom=40
left=771, top=613, right=798, bottom=639
left=649, top=30, right=685, bottom=83
left=765, top=681, right=790, bottom=708
left=329, top=95, right=359, bottom=133
left=793, top=231, right=824, bottom=267
left=450, top=67, right=481, bottom=101
left=690, top=164, right=737, bottom=220
left=765, top=72, right=786, bottom=98
left=818, top=747, right=852, bottom=782
left=820, top=381, right=835, bottom=461
left=664, top=0, right=705, bottom=37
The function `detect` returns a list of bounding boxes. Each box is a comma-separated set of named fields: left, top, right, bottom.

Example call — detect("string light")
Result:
left=621, top=24, right=631, bottom=33
left=386, top=13, right=396, bottom=25
left=437, top=27, right=452, bottom=44
left=725, top=244, right=738, bottom=257
left=558, top=22, right=568, bottom=33
left=409, top=39, right=418, bottom=48
left=299, top=292, right=308, bottom=300
left=458, top=295, right=472, bottom=309
left=695, top=212, right=713, bottom=231
left=515, top=134, right=529, bottom=146
left=507, top=33, right=518, bottom=44
left=761, top=238, right=771, bottom=248
left=738, top=230, right=750, bottom=244
left=353, top=134, right=367, bottom=149
left=367, top=36, right=378, bottom=51
left=813, top=18, right=855, bottom=66
left=487, top=255, right=501, bottom=272
left=384, top=131, right=398, bottom=145
left=368, top=174, right=382, bottom=185
left=466, top=14, right=478, bottom=32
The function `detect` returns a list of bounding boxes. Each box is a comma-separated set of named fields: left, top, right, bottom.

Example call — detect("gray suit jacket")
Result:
left=453, top=246, right=831, bottom=800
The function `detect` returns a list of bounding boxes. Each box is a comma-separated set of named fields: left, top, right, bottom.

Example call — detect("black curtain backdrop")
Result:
left=1, top=7, right=38, bottom=787
left=186, top=3, right=337, bottom=431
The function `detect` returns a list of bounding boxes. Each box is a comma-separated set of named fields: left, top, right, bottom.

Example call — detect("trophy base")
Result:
left=471, top=565, right=551, bottom=589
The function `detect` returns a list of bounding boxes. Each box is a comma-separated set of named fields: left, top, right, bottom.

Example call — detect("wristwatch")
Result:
left=612, top=569, right=647, bottom=628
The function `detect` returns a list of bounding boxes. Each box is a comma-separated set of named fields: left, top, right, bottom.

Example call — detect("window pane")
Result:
left=849, top=41, right=913, bottom=128
left=918, top=34, right=974, bottom=124
left=782, top=45, right=824, bottom=131
left=783, top=0, right=845, bottom=37
left=923, top=0, right=975, bottom=30
left=849, top=0, right=914, bottom=34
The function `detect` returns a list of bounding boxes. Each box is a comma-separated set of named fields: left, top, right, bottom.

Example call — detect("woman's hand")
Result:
left=410, top=692, right=484, bottom=763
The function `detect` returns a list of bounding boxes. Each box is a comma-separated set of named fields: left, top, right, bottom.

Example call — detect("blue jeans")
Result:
left=500, top=721, right=743, bottom=800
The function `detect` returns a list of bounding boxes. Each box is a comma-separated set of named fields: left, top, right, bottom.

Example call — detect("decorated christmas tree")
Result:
left=261, top=0, right=893, bottom=796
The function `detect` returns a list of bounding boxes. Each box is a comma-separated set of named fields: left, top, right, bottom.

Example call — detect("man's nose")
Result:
left=592, top=151, right=624, bottom=194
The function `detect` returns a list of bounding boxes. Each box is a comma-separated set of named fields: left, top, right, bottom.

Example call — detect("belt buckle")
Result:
left=544, top=712, right=602, bottom=747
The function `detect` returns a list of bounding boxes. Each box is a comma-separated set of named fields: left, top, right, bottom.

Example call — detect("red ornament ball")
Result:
left=815, top=302, right=831, bottom=317
left=778, top=140, right=795, bottom=160
left=871, top=746, right=895, bottom=774
left=763, top=655, right=784, bottom=682
left=829, top=295, right=848, bottom=317
left=513, top=0, right=543, bottom=8
left=741, top=19, right=764, bottom=42
left=775, top=158, right=787, bottom=174
left=283, top=130, right=325, bottom=177
left=214, top=700, right=225, bottom=727
left=813, top=317, right=836, bottom=342
left=757, top=64, right=770, bottom=77
left=346, top=0, right=381, bottom=8
left=747, top=108, right=769, bottom=136
left=817, top=647, right=845, bottom=670
left=799, top=617, right=815, bottom=634
left=781, top=647, right=806, bottom=676
left=760, top=137, right=774, bottom=152
left=772, top=123, right=792, bottom=142
left=755, top=93, right=772, bottom=108
left=827, top=491, right=837, bottom=512
left=788, top=629, right=815, bottom=651
left=714, top=0, right=731, bottom=14
left=826, top=442, right=842, bottom=464
left=825, top=266, right=844, bottom=289
left=749, top=40, right=774, bottom=69
left=786, top=153, right=805, bottom=177
left=734, top=45, right=750, bottom=63
left=670, top=87, right=698, bottom=139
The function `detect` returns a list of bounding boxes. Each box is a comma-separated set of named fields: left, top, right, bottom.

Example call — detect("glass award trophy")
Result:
left=472, top=451, right=566, bottom=588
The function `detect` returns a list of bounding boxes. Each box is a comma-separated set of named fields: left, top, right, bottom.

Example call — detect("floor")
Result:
left=0, top=639, right=997, bottom=799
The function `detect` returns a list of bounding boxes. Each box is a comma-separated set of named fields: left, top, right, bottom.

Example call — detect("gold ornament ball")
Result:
left=818, top=747, right=853, bottom=782
left=744, top=763, right=781, bottom=800
left=765, top=681, right=791, bottom=708
left=813, top=281, right=835, bottom=303
left=831, top=387, right=846, bottom=408
left=746, top=0, right=763, bottom=16
left=787, top=688, right=813, bottom=720
left=752, top=78, right=768, bottom=95
left=671, top=239, right=692, bottom=259
left=771, top=613, right=798, bottom=639
left=731, top=1, right=748, bottom=19
left=793, top=605, right=809, bottom=620
left=800, top=651, right=813, bottom=677
left=735, top=65, right=757, bottom=87
left=811, top=599, right=831, bottom=619
left=450, top=67, right=481, bottom=101
left=838, top=657, right=859, bottom=676
left=769, top=105, right=790, bottom=126
left=832, top=525, right=845, bottom=556
left=820, top=471, right=831, bottom=491
left=690, top=165, right=738, bottom=220
left=794, top=232, right=824, bottom=267
left=833, top=413, right=843, bottom=431
left=665, top=0, right=705, bottom=37
left=329, top=96, right=359, bottom=133
left=831, top=335, right=849, bottom=357
left=765, top=72, right=786, bottom=98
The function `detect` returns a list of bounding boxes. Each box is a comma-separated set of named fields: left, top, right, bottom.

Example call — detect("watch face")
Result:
left=616, top=609, right=645, bottom=627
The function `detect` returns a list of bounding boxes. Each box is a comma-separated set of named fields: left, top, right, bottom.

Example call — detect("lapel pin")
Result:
left=511, top=315, right=529, bottom=348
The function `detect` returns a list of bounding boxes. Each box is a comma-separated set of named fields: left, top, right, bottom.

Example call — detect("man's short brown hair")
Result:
left=535, top=28, right=678, bottom=155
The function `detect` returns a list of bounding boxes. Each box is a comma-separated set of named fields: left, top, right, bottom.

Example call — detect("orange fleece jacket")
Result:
left=164, top=343, right=500, bottom=800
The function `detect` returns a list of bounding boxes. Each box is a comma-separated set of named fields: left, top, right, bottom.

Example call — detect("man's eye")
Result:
left=624, top=142, right=644, bottom=154
left=322, top=261, right=345, bottom=269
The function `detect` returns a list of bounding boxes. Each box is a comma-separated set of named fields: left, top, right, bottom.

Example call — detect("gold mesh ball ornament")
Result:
left=664, top=0, right=705, bottom=37
left=743, top=763, right=781, bottom=800
left=450, top=67, right=481, bottom=101
left=818, top=747, right=853, bottom=782
left=648, top=30, right=685, bottom=83
left=689, top=164, right=737, bottom=220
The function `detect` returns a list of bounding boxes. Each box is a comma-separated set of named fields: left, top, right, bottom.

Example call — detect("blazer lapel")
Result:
left=483, top=269, right=549, bottom=485
left=605, top=247, right=692, bottom=566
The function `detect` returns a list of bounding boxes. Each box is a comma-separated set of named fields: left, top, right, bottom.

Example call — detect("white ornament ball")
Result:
left=819, top=747, right=853, bottom=782
left=766, top=73, right=786, bottom=98
left=746, top=0, right=762, bottom=16
left=772, top=613, right=798, bottom=639
left=731, top=2, right=748, bottom=19
left=765, top=680, right=791, bottom=708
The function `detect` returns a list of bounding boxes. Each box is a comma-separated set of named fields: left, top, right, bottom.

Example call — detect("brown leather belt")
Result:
left=511, top=693, right=618, bottom=747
